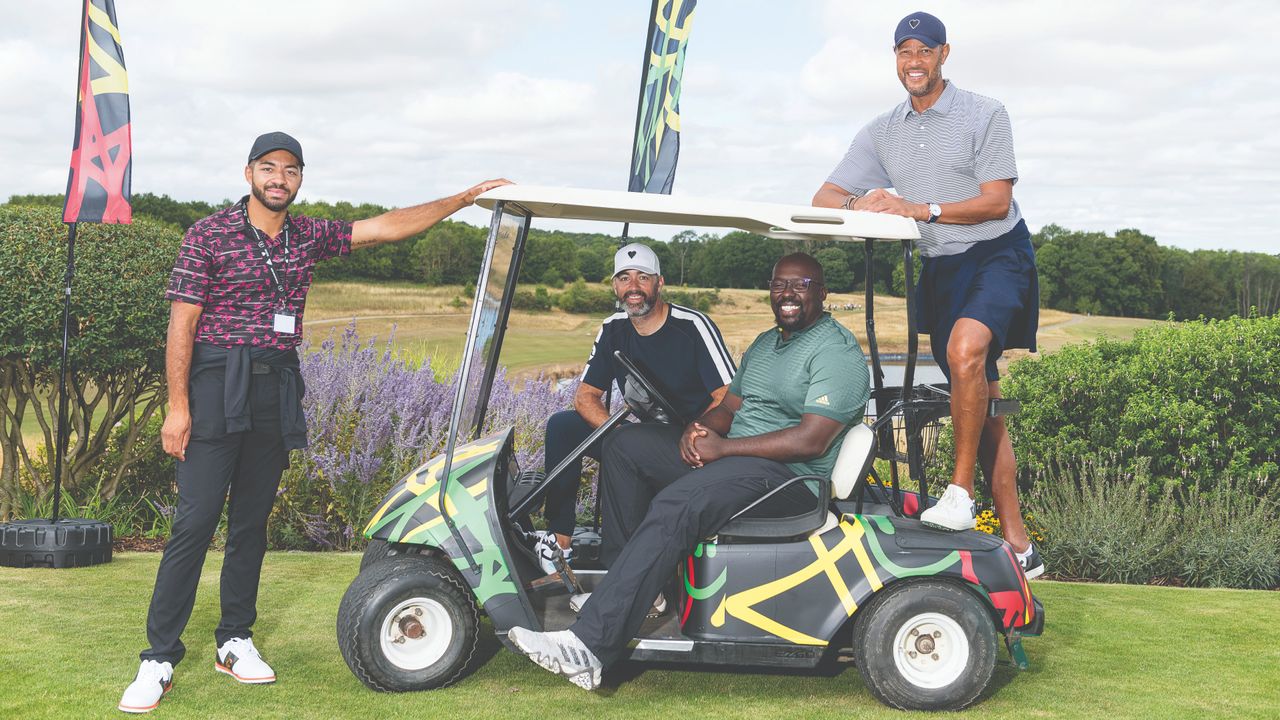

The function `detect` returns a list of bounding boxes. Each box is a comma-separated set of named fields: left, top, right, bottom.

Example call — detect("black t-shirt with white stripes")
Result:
left=581, top=303, right=735, bottom=422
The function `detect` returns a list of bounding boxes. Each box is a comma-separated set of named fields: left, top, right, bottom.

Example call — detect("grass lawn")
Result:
left=1, top=552, right=1276, bottom=719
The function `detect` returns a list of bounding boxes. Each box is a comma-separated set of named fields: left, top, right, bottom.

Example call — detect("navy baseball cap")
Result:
left=248, top=131, right=304, bottom=167
left=894, top=11, right=946, bottom=48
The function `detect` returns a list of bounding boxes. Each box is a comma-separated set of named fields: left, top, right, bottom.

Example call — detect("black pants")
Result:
left=572, top=423, right=812, bottom=668
left=140, top=368, right=287, bottom=665
left=520, top=410, right=604, bottom=537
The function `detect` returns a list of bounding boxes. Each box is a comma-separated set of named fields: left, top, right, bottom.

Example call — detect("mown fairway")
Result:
left=1, top=552, right=1276, bottom=720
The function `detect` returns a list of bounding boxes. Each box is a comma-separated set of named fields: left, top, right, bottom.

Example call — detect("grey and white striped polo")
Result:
left=826, top=81, right=1023, bottom=257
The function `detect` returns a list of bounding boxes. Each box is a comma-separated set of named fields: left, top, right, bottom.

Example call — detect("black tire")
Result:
left=852, top=580, right=997, bottom=711
left=358, top=538, right=425, bottom=573
left=337, top=555, right=480, bottom=692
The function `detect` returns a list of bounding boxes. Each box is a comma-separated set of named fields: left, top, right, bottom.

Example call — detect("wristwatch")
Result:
left=926, top=203, right=942, bottom=223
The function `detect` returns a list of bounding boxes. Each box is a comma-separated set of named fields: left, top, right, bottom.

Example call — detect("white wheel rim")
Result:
left=891, top=611, right=970, bottom=689
left=379, top=597, right=454, bottom=671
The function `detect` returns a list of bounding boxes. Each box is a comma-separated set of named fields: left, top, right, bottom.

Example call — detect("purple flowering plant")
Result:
left=269, top=323, right=578, bottom=550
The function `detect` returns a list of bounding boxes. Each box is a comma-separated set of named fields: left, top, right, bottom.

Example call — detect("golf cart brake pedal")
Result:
left=988, top=398, right=1021, bottom=417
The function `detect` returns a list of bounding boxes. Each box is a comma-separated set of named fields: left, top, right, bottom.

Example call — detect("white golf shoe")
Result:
left=118, top=659, right=172, bottom=713
left=215, top=637, right=276, bottom=684
left=508, top=627, right=602, bottom=690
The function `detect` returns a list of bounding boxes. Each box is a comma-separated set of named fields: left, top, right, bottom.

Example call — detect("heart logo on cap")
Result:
left=909, top=18, right=920, bottom=28
left=628, top=250, right=637, bottom=258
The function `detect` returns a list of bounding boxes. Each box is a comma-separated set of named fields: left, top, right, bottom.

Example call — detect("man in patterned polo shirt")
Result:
left=508, top=253, right=870, bottom=690
left=119, top=131, right=508, bottom=713
left=811, top=11, right=1043, bottom=579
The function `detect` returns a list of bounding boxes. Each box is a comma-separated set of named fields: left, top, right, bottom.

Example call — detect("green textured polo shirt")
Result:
left=727, top=313, right=870, bottom=477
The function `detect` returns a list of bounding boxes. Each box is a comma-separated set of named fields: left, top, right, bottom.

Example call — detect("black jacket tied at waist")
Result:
left=191, top=342, right=308, bottom=451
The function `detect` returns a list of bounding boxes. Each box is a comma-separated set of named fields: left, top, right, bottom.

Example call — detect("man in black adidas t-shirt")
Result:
left=528, top=243, right=735, bottom=571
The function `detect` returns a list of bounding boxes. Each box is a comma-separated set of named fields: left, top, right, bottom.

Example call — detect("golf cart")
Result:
left=336, top=186, right=1043, bottom=711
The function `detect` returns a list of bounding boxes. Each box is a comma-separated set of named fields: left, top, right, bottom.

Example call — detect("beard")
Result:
left=900, top=64, right=943, bottom=98
left=620, top=288, right=657, bottom=318
left=252, top=182, right=297, bottom=212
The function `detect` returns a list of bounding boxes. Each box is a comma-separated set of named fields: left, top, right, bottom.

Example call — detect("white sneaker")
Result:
left=118, top=660, right=172, bottom=713
left=569, top=591, right=666, bottom=618
left=920, top=484, right=977, bottom=532
left=534, top=531, right=572, bottom=575
left=215, top=637, right=276, bottom=684
left=508, top=627, right=602, bottom=690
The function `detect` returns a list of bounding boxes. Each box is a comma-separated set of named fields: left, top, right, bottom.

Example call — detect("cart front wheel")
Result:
left=337, top=555, right=479, bottom=692
left=853, top=580, right=996, bottom=711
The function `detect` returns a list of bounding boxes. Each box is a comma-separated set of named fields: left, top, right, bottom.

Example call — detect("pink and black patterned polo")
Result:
left=166, top=196, right=352, bottom=350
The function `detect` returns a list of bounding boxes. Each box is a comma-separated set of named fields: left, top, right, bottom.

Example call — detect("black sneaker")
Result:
left=1017, top=542, right=1045, bottom=580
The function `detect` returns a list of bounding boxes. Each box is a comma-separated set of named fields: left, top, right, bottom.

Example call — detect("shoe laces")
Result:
left=137, top=660, right=172, bottom=683
left=223, top=637, right=261, bottom=660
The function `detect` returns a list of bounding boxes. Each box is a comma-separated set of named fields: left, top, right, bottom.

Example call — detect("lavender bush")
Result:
left=269, top=323, right=578, bottom=550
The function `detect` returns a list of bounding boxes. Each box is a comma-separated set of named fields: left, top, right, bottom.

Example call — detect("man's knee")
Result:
left=947, top=328, right=991, bottom=377
left=601, top=422, right=656, bottom=463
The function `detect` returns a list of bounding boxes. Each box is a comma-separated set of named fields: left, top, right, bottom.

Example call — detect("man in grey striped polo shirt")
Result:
left=812, top=11, right=1043, bottom=579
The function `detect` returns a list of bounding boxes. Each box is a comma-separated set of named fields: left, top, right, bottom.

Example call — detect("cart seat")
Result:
left=716, top=424, right=877, bottom=542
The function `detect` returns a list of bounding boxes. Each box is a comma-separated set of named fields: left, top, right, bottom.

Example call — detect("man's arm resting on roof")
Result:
left=350, top=178, right=511, bottom=250
left=572, top=381, right=612, bottom=429
left=857, top=179, right=1013, bottom=224
left=812, top=182, right=862, bottom=210
left=692, top=412, right=846, bottom=466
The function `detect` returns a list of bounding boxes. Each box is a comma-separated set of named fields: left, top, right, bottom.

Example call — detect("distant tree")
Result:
left=816, top=246, right=855, bottom=292
left=410, top=221, right=485, bottom=285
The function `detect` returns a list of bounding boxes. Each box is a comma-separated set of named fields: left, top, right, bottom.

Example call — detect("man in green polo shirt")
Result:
left=508, top=253, right=870, bottom=690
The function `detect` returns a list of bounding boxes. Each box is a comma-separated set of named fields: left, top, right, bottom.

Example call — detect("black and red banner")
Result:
left=63, top=0, right=132, bottom=224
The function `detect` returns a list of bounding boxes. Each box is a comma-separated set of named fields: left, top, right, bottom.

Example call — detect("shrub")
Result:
left=1026, top=457, right=1180, bottom=584
left=1175, top=477, right=1280, bottom=589
left=556, top=279, right=616, bottom=314
left=269, top=324, right=575, bottom=550
left=0, top=205, right=179, bottom=518
left=512, top=286, right=554, bottom=311
left=1006, top=315, right=1280, bottom=495
left=664, top=288, right=722, bottom=313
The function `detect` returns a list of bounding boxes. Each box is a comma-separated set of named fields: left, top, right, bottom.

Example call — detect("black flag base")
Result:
left=0, top=518, right=113, bottom=568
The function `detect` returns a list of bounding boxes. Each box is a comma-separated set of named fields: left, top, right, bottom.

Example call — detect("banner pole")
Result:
left=49, top=222, right=78, bottom=523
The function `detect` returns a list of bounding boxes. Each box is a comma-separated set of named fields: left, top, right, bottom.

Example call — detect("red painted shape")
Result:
left=903, top=492, right=919, bottom=516
left=989, top=590, right=1027, bottom=628
left=959, top=550, right=978, bottom=584
left=680, top=555, right=695, bottom=626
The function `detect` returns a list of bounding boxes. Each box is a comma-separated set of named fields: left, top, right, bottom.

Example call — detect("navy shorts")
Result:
left=916, top=220, right=1038, bottom=382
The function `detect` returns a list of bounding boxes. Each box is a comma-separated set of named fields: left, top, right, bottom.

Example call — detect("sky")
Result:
left=2, top=1, right=1278, bottom=253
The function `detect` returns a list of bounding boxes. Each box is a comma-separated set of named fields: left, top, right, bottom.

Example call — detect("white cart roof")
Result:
left=475, top=185, right=919, bottom=243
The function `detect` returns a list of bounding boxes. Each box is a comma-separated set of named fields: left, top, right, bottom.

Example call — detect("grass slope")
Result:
left=1, top=553, right=1276, bottom=719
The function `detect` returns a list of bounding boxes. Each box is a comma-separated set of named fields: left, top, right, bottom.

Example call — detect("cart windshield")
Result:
left=449, top=203, right=525, bottom=452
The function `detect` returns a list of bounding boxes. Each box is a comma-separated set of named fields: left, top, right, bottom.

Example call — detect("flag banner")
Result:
left=628, top=0, right=696, bottom=195
left=63, top=0, right=132, bottom=224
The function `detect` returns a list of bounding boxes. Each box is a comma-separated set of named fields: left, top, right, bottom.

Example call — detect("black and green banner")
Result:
left=628, top=0, right=697, bottom=195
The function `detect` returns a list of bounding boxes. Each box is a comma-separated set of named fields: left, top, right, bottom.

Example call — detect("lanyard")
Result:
left=249, top=224, right=291, bottom=306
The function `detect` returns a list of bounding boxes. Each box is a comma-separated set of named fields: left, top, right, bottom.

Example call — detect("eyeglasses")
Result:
left=769, top=277, right=820, bottom=293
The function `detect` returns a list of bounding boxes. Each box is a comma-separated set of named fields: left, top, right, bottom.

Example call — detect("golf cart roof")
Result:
left=475, top=185, right=919, bottom=243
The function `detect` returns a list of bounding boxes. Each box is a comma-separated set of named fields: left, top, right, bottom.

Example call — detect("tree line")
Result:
left=7, top=193, right=1278, bottom=320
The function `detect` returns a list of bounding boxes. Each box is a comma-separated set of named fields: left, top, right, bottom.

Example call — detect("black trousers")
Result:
left=572, top=423, right=812, bottom=668
left=140, top=368, right=287, bottom=665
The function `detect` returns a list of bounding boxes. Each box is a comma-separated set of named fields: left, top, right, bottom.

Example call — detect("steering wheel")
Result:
left=613, top=350, right=687, bottom=426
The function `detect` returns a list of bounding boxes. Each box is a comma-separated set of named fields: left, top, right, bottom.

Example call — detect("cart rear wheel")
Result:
left=853, top=581, right=996, bottom=711
left=337, top=555, right=479, bottom=691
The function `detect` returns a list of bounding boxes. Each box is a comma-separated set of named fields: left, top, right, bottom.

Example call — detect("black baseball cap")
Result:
left=247, top=131, right=304, bottom=167
left=894, top=11, right=946, bottom=48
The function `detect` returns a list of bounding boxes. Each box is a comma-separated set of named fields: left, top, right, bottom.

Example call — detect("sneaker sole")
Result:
left=508, top=629, right=600, bottom=690
left=214, top=662, right=276, bottom=684
left=920, top=518, right=976, bottom=532
left=1023, top=564, right=1045, bottom=580
left=117, top=683, right=171, bottom=713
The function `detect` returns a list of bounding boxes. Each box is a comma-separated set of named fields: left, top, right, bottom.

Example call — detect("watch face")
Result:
left=929, top=203, right=941, bottom=217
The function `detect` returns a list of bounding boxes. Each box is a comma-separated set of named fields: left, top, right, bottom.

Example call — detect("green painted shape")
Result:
left=856, top=516, right=960, bottom=578
left=367, top=455, right=490, bottom=540
left=869, top=515, right=896, bottom=534
left=684, top=567, right=727, bottom=600
left=366, top=450, right=516, bottom=604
